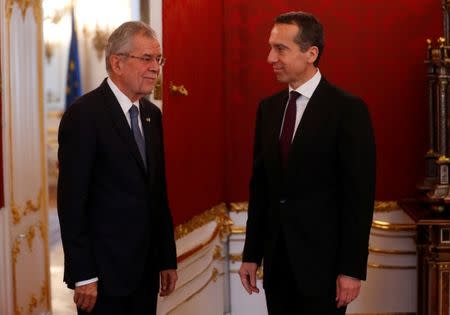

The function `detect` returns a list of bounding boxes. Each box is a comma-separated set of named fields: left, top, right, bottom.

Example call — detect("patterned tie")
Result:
left=279, top=91, right=301, bottom=170
left=129, top=105, right=147, bottom=169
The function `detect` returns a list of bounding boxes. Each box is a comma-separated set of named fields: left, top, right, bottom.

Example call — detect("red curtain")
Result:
left=224, top=0, right=443, bottom=202
left=164, top=0, right=442, bottom=224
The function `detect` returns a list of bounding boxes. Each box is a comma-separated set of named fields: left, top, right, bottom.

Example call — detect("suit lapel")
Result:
left=101, top=80, right=147, bottom=173
left=267, top=90, right=289, bottom=183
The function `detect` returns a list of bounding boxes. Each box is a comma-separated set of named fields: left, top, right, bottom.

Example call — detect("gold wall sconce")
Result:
left=84, top=25, right=111, bottom=60
left=43, top=0, right=72, bottom=63
left=76, top=0, right=131, bottom=61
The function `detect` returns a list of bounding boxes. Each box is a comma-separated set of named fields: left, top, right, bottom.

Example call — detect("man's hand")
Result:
left=336, top=275, right=361, bottom=308
left=74, top=282, right=98, bottom=313
left=239, top=262, right=260, bottom=295
left=160, top=269, right=178, bottom=296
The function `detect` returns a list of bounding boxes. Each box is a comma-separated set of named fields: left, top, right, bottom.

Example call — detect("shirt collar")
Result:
left=289, top=69, right=322, bottom=99
left=107, top=77, right=139, bottom=114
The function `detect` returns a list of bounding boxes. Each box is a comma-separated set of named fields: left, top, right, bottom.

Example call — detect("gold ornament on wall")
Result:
left=26, top=225, right=35, bottom=251
left=28, top=294, right=37, bottom=314
left=90, top=26, right=110, bottom=60
left=12, top=238, right=21, bottom=264
left=213, top=245, right=223, bottom=260
left=174, top=203, right=232, bottom=240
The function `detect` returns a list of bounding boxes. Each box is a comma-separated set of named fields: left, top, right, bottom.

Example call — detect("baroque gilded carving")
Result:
left=372, top=220, right=416, bottom=231
left=28, top=294, right=37, bottom=313
left=11, top=204, right=21, bottom=225
left=213, top=245, right=223, bottom=260
left=12, top=238, right=21, bottom=264
left=26, top=225, right=35, bottom=251
left=11, top=191, right=42, bottom=225
left=174, top=203, right=232, bottom=240
left=5, top=0, right=41, bottom=22
left=229, top=202, right=248, bottom=212
left=374, top=200, right=399, bottom=212
left=229, top=200, right=399, bottom=213
left=12, top=227, right=48, bottom=315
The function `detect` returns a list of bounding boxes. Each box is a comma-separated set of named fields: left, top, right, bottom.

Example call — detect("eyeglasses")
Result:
left=117, top=53, right=166, bottom=66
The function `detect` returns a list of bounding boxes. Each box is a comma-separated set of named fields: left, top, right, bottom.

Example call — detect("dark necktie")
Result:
left=279, top=91, right=301, bottom=169
left=129, top=105, right=147, bottom=169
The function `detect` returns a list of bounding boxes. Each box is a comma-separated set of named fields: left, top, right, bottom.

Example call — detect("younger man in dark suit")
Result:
left=57, top=21, right=177, bottom=315
left=239, top=11, right=376, bottom=315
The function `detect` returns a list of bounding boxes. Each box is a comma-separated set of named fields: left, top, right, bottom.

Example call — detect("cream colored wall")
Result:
left=1, top=1, right=50, bottom=315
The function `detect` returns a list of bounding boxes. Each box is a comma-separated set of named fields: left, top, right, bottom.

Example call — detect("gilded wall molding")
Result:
left=367, top=263, right=416, bottom=270
left=177, top=226, right=220, bottom=263
left=374, top=201, right=400, bottom=212
left=12, top=222, right=43, bottom=259
left=368, top=246, right=416, bottom=255
left=174, top=203, right=232, bottom=240
left=231, top=226, right=246, bottom=234
left=228, top=200, right=400, bottom=213
left=11, top=224, right=47, bottom=315
left=213, top=245, right=223, bottom=260
left=11, top=205, right=21, bottom=225
left=28, top=294, right=37, bottom=314
left=5, top=0, right=41, bottom=22
left=5, top=0, right=14, bottom=21
left=370, top=232, right=415, bottom=239
left=178, top=245, right=212, bottom=272
left=229, top=202, right=248, bottom=212
left=229, top=253, right=242, bottom=264
left=166, top=268, right=219, bottom=315
left=175, top=257, right=215, bottom=293
left=12, top=238, right=21, bottom=265
left=372, top=220, right=416, bottom=231
left=26, top=225, right=35, bottom=251
left=11, top=191, right=42, bottom=225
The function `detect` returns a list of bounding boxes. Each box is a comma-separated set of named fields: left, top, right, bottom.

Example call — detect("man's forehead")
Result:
left=132, top=35, right=161, bottom=52
left=269, top=25, right=298, bottom=44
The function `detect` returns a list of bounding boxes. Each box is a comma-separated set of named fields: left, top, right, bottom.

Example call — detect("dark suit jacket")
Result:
left=57, top=79, right=177, bottom=296
left=242, top=77, right=376, bottom=296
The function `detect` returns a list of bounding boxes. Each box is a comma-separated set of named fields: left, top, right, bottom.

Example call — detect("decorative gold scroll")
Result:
left=174, top=203, right=232, bottom=240
left=229, top=200, right=401, bottom=213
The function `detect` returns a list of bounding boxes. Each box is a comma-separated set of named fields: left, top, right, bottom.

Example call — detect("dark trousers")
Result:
left=264, top=236, right=346, bottom=315
left=77, top=287, right=157, bottom=315
left=77, top=266, right=159, bottom=315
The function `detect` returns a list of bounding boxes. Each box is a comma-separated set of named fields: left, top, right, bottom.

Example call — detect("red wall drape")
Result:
left=163, top=0, right=225, bottom=225
left=224, top=0, right=443, bottom=202
left=164, top=0, right=443, bottom=225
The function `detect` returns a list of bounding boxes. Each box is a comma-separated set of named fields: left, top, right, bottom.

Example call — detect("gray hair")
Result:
left=105, top=21, right=157, bottom=73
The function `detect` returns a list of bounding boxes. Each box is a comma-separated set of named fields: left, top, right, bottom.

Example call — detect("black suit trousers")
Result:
left=77, top=257, right=159, bottom=315
left=264, top=234, right=346, bottom=315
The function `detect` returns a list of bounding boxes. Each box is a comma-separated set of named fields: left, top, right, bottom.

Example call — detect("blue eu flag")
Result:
left=65, top=9, right=82, bottom=109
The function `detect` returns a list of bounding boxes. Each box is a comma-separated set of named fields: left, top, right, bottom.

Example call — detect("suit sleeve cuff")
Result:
left=75, top=277, right=98, bottom=287
left=339, top=274, right=361, bottom=281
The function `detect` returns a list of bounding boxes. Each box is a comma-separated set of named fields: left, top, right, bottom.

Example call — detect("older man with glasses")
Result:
left=57, top=21, right=177, bottom=315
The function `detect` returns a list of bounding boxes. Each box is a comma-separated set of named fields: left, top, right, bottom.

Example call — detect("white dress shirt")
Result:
left=280, top=69, right=322, bottom=141
left=107, top=77, right=144, bottom=133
